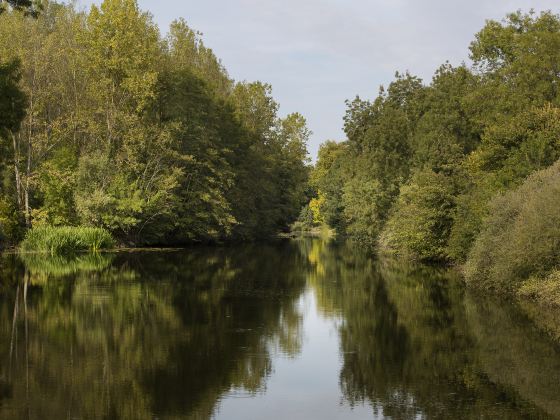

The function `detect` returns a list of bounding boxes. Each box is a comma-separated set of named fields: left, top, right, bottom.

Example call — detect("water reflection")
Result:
left=301, top=239, right=559, bottom=419
left=0, top=239, right=559, bottom=419
left=0, top=244, right=307, bottom=419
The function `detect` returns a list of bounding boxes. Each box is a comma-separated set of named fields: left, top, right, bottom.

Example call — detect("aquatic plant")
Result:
left=20, top=226, right=115, bottom=255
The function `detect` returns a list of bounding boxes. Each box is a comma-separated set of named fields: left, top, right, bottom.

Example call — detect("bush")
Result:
left=465, top=160, right=560, bottom=295
left=518, top=271, right=560, bottom=308
left=380, top=170, right=456, bottom=261
left=21, top=226, right=115, bottom=255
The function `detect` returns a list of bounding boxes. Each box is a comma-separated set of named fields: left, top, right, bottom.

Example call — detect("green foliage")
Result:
left=518, top=271, right=560, bottom=308
left=0, top=58, right=26, bottom=134
left=411, top=64, right=480, bottom=171
left=227, top=82, right=310, bottom=239
left=446, top=183, right=494, bottom=262
left=0, top=58, right=26, bottom=246
left=314, top=73, right=441, bottom=244
left=381, top=170, right=456, bottom=261
left=0, top=0, right=309, bottom=246
left=312, top=9, right=560, bottom=274
left=468, top=11, right=560, bottom=121
left=449, top=105, right=560, bottom=261
left=0, top=0, right=40, bottom=16
left=342, top=175, right=389, bottom=247
left=465, top=160, right=560, bottom=296
left=290, top=204, right=315, bottom=234
left=0, top=196, right=24, bottom=246
left=309, top=141, right=348, bottom=230
left=470, top=106, right=560, bottom=188
left=21, top=226, right=115, bottom=254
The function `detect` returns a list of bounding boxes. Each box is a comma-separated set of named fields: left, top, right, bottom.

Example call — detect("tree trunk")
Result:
left=24, top=140, right=31, bottom=228
left=11, top=132, right=23, bottom=211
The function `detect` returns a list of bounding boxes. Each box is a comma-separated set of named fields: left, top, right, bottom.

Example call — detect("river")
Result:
left=0, top=238, right=559, bottom=419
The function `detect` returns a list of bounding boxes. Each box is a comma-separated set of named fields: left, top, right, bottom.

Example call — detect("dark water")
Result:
left=1, top=239, right=560, bottom=419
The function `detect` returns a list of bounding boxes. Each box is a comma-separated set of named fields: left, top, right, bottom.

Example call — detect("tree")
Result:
left=380, top=169, right=456, bottom=261
left=467, top=11, right=560, bottom=126
left=313, top=10, right=560, bottom=264
left=465, top=159, right=560, bottom=297
left=0, top=0, right=311, bottom=245
left=326, top=72, right=424, bottom=244
left=309, top=141, right=349, bottom=231
left=449, top=105, right=560, bottom=261
left=0, top=0, right=40, bottom=16
left=0, top=58, right=26, bottom=135
left=0, top=58, right=26, bottom=244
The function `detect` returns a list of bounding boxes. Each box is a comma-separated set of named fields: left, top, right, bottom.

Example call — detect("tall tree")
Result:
left=0, top=0, right=39, bottom=16
left=0, top=58, right=26, bottom=244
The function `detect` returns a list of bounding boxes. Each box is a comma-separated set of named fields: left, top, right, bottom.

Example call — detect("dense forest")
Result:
left=308, top=11, right=560, bottom=305
left=0, top=0, right=310, bottom=246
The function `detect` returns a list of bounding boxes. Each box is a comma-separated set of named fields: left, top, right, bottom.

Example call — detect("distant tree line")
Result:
left=0, top=0, right=310, bottom=246
left=310, top=11, right=560, bottom=301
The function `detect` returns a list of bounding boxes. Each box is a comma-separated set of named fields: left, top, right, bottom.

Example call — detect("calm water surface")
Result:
left=1, top=239, right=560, bottom=419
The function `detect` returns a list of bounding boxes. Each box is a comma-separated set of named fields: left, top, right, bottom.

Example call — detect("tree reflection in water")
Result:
left=0, top=243, right=307, bottom=419
left=0, top=240, right=560, bottom=419
left=300, top=239, right=559, bottom=419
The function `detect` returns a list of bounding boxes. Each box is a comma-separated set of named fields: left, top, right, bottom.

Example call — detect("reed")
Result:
left=21, top=226, right=115, bottom=255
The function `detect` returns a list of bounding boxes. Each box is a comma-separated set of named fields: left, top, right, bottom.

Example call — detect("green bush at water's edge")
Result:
left=465, top=161, right=560, bottom=305
left=20, top=226, right=115, bottom=255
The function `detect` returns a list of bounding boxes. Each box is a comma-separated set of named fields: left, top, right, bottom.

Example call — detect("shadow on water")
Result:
left=0, top=239, right=559, bottom=418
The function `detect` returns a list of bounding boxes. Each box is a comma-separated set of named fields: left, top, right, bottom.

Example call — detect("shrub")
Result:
left=518, top=271, right=560, bottom=308
left=465, top=160, right=560, bottom=293
left=21, top=226, right=115, bottom=255
left=380, top=169, right=456, bottom=261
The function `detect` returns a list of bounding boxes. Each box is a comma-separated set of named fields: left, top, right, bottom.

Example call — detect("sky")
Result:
left=78, top=0, right=560, bottom=160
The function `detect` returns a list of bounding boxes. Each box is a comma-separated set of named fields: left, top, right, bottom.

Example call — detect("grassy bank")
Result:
left=465, top=161, right=560, bottom=308
left=20, top=226, right=115, bottom=255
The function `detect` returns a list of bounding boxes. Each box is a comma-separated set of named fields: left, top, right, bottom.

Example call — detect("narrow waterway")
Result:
left=0, top=239, right=559, bottom=419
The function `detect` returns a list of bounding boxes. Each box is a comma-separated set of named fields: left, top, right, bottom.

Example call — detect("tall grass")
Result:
left=21, top=226, right=115, bottom=255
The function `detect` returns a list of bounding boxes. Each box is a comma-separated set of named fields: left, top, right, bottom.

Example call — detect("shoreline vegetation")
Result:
left=1, top=2, right=560, bottom=325
left=20, top=225, right=115, bottom=254
left=0, top=0, right=310, bottom=251
left=308, top=10, right=560, bottom=312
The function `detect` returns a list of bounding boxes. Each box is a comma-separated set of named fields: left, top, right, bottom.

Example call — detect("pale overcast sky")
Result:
left=79, top=1, right=560, bottom=160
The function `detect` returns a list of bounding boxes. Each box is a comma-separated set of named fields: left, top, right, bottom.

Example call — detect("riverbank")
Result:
left=10, top=221, right=560, bottom=342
